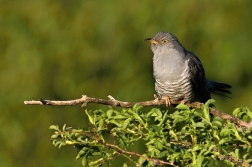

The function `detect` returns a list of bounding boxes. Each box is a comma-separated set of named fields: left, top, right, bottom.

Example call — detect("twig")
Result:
left=24, top=95, right=252, bottom=128
left=80, top=126, right=178, bottom=167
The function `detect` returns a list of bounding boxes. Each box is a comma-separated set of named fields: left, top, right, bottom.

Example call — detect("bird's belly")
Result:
left=155, top=76, right=194, bottom=102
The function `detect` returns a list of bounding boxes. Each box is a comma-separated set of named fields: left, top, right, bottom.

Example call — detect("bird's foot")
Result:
left=163, top=96, right=171, bottom=107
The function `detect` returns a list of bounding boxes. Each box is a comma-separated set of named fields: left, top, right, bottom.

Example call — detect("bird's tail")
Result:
left=206, top=80, right=232, bottom=98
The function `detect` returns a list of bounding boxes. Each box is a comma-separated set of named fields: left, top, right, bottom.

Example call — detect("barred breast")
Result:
left=155, top=65, right=195, bottom=102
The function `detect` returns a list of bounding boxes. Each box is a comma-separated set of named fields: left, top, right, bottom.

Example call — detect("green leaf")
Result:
left=219, top=139, right=229, bottom=145
left=213, top=116, right=222, bottom=122
left=106, top=109, right=114, bottom=118
left=92, top=151, right=101, bottom=156
left=98, top=119, right=104, bottom=131
left=123, top=163, right=128, bottom=167
left=192, top=144, right=201, bottom=151
left=62, top=124, right=66, bottom=130
left=146, top=108, right=156, bottom=118
left=193, top=122, right=205, bottom=128
left=49, top=125, right=59, bottom=131
left=76, top=147, right=89, bottom=160
left=113, top=115, right=127, bottom=119
left=55, top=140, right=65, bottom=148
left=138, top=154, right=147, bottom=165
left=169, top=130, right=178, bottom=141
left=133, top=103, right=142, bottom=112
left=173, top=115, right=186, bottom=124
left=243, top=153, right=249, bottom=160
left=135, top=105, right=143, bottom=112
left=245, top=108, right=252, bottom=119
left=202, top=119, right=211, bottom=126
left=131, top=111, right=145, bottom=126
left=212, top=120, right=222, bottom=127
left=233, top=129, right=242, bottom=140
left=151, top=109, right=162, bottom=121
left=157, top=110, right=168, bottom=126
left=81, top=155, right=87, bottom=167
left=122, top=118, right=131, bottom=129
left=109, top=120, right=121, bottom=127
left=201, top=106, right=210, bottom=121
left=59, top=142, right=65, bottom=149
left=235, top=148, right=239, bottom=158
left=51, top=134, right=59, bottom=139
left=195, top=155, right=204, bottom=167
left=147, top=160, right=154, bottom=167
left=203, top=144, right=216, bottom=156
left=220, top=129, right=233, bottom=136
left=233, top=108, right=241, bottom=116
left=205, top=99, right=215, bottom=107
left=65, top=126, right=72, bottom=130
left=155, top=140, right=164, bottom=150
left=85, top=110, right=94, bottom=125
left=176, top=103, right=190, bottom=110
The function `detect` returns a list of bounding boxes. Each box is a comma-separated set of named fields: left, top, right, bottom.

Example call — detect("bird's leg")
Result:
left=163, top=96, right=170, bottom=107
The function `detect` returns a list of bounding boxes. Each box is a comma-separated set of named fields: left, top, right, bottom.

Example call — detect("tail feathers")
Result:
left=206, top=80, right=232, bottom=98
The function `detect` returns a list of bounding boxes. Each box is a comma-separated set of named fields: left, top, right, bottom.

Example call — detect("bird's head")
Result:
left=145, top=32, right=180, bottom=53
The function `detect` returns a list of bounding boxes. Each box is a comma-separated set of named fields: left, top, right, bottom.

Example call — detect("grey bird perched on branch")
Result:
left=145, top=32, right=231, bottom=106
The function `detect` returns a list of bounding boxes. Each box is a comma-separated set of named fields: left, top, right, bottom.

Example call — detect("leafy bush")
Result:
left=50, top=100, right=252, bottom=167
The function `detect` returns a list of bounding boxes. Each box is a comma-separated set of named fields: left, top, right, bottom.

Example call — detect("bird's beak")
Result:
left=144, top=38, right=159, bottom=44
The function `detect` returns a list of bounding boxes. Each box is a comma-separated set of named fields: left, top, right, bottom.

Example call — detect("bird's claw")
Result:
left=154, top=94, right=171, bottom=107
left=163, top=96, right=170, bottom=107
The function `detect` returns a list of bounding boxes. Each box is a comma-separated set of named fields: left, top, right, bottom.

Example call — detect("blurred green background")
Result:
left=1, top=0, right=252, bottom=166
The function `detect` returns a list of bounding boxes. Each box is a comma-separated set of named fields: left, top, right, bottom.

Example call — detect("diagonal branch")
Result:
left=24, top=95, right=252, bottom=128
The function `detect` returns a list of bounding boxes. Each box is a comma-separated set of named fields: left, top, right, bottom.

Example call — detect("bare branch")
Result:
left=24, top=95, right=177, bottom=107
left=24, top=95, right=252, bottom=128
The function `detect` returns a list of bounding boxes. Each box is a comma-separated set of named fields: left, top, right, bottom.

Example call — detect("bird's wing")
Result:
left=185, top=51, right=210, bottom=103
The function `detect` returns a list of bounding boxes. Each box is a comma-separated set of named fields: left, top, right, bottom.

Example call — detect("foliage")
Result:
left=50, top=100, right=252, bottom=167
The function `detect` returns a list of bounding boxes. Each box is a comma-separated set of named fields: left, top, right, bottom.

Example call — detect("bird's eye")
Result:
left=162, top=39, right=168, bottom=44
